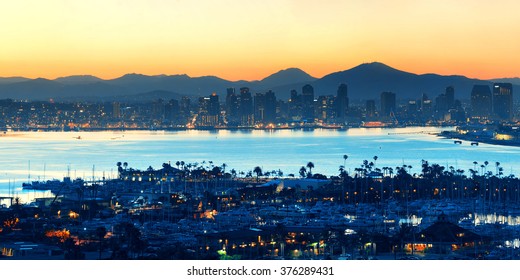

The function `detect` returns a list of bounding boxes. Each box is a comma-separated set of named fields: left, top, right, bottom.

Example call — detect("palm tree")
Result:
left=123, top=162, right=128, bottom=171
left=306, top=162, right=314, bottom=177
left=343, top=154, right=348, bottom=168
left=116, top=162, right=123, bottom=177
left=299, top=166, right=307, bottom=178
left=373, top=156, right=378, bottom=168
left=253, top=166, right=262, bottom=183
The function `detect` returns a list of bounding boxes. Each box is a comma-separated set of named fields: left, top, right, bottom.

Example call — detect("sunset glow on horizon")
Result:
left=1, top=0, right=519, bottom=81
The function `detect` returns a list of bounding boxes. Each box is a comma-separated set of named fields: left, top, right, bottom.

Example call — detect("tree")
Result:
left=343, top=154, right=348, bottom=168
left=117, top=162, right=123, bottom=177
left=299, top=166, right=307, bottom=178
left=253, top=166, right=262, bottom=183
left=123, top=162, right=128, bottom=171
left=306, top=162, right=314, bottom=177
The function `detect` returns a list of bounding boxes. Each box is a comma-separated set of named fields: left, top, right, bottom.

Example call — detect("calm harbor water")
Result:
left=2, top=126, right=520, bottom=202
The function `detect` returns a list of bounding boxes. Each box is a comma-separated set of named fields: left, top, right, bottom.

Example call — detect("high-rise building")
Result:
left=288, top=89, right=302, bottom=121
left=179, top=96, right=191, bottom=124
left=225, top=88, right=239, bottom=126
left=435, top=86, right=455, bottom=117
left=420, top=94, right=433, bottom=120
left=445, top=86, right=455, bottom=107
left=336, top=83, right=349, bottom=121
left=471, top=85, right=492, bottom=120
left=317, top=95, right=335, bottom=123
left=493, top=83, right=513, bottom=121
left=301, top=84, right=315, bottom=122
left=264, top=90, right=277, bottom=124
left=112, top=102, right=121, bottom=119
left=151, top=99, right=165, bottom=121
left=380, top=92, right=396, bottom=117
left=366, top=100, right=376, bottom=118
left=254, top=93, right=265, bottom=124
left=197, top=93, right=220, bottom=127
left=407, top=100, right=418, bottom=119
left=239, top=87, right=254, bottom=126
left=208, top=93, right=220, bottom=120
left=164, top=99, right=180, bottom=124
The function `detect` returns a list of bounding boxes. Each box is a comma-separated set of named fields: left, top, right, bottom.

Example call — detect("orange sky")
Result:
left=0, top=0, right=519, bottom=80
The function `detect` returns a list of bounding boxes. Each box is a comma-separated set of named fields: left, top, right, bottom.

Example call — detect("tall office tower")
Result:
left=254, top=93, right=265, bottom=124
left=264, top=90, right=277, bottom=124
left=225, top=88, right=239, bottom=126
left=335, top=83, right=349, bottom=120
left=445, top=86, right=455, bottom=108
left=239, top=87, right=254, bottom=126
left=435, top=86, right=455, bottom=116
left=288, top=89, right=302, bottom=121
left=420, top=94, right=433, bottom=119
left=112, top=102, right=121, bottom=118
left=317, top=95, right=335, bottom=123
left=301, top=84, right=315, bottom=122
left=366, top=99, right=376, bottom=118
left=407, top=100, right=418, bottom=119
left=470, top=85, right=492, bottom=120
left=151, top=99, right=165, bottom=121
left=208, top=93, right=220, bottom=125
left=493, top=83, right=513, bottom=121
left=197, top=93, right=220, bottom=127
left=164, top=99, right=180, bottom=124
left=180, top=96, right=191, bottom=123
left=380, top=91, right=396, bottom=117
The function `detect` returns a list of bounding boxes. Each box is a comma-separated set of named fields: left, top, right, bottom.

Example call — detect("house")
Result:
left=406, top=214, right=486, bottom=255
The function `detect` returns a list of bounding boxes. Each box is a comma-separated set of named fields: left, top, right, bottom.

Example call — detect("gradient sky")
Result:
left=1, top=0, right=519, bottom=80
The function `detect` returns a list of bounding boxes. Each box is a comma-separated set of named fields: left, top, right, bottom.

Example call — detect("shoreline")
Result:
left=1, top=123, right=456, bottom=133
left=439, top=132, right=520, bottom=147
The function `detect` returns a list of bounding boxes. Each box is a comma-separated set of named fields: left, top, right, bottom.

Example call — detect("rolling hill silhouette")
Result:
left=0, top=63, right=516, bottom=101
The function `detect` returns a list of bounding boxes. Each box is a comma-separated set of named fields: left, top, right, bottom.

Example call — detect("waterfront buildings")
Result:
left=471, top=85, right=492, bottom=120
left=493, top=83, right=513, bottom=121
left=336, top=83, right=349, bottom=122
left=380, top=91, right=396, bottom=119
left=0, top=81, right=517, bottom=131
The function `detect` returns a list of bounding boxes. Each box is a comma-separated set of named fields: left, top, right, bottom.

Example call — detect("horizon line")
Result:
left=1, top=62, right=519, bottom=82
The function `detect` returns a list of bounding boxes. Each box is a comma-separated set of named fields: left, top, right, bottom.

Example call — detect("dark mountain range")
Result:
left=313, top=62, right=495, bottom=101
left=0, top=77, right=30, bottom=84
left=257, top=68, right=317, bottom=88
left=491, top=78, right=520, bottom=85
left=0, top=63, right=517, bottom=102
left=54, top=75, right=103, bottom=85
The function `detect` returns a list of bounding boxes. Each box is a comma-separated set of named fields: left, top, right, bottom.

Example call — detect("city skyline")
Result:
left=1, top=1, right=520, bottom=80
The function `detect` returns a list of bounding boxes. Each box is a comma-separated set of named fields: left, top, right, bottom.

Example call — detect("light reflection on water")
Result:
left=2, top=126, right=520, bottom=201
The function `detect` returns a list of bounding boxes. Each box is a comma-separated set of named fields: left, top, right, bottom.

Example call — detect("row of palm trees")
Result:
left=114, top=154, right=520, bottom=204
left=116, top=154, right=511, bottom=183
